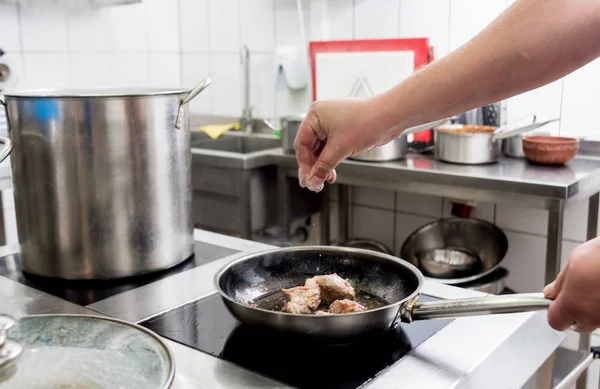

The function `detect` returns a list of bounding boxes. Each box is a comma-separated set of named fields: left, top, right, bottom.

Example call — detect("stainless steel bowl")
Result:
left=349, top=118, right=451, bottom=162
left=418, top=247, right=482, bottom=278
left=332, top=238, right=393, bottom=255
left=400, top=218, right=508, bottom=284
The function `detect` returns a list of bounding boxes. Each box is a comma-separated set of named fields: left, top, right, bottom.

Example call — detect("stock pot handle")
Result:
left=0, top=136, right=13, bottom=164
left=400, top=292, right=552, bottom=322
left=0, top=90, right=13, bottom=164
left=175, top=78, right=212, bottom=129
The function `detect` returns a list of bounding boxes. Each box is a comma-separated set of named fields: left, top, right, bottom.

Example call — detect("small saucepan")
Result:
left=349, top=118, right=451, bottom=162
left=214, top=246, right=551, bottom=344
left=434, top=118, right=560, bottom=165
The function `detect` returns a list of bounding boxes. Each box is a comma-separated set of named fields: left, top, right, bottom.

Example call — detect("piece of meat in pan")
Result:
left=281, top=286, right=321, bottom=314
left=328, top=299, right=367, bottom=314
left=304, top=273, right=355, bottom=304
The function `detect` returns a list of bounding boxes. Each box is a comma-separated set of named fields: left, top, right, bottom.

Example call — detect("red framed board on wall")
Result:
left=309, top=38, right=433, bottom=142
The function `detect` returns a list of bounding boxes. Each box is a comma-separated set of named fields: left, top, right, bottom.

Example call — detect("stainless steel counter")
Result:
left=0, top=229, right=568, bottom=389
left=270, top=150, right=600, bottom=280
left=271, top=149, right=600, bottom=389
left=270, top=149, right=600, bottom=205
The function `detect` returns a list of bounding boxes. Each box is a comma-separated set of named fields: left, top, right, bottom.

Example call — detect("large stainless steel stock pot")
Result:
left=0, top=79, right=211, bottom=280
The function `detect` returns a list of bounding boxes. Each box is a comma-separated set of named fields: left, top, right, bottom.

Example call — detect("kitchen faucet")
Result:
left=239, top=44, right=281, bottom=135
left=240, top=44, right=253, bottom=133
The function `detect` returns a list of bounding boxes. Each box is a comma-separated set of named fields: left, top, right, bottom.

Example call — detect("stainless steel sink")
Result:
left=191, top=132, right=280, bottom=154
left=191, top=132, right=280, bottom=170
left=190, top=116, right=320, bottom=240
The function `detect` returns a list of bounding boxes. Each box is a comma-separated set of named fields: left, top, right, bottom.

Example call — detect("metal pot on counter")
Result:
left=280, top=114, right=305, bottom=153
left=351, top=103, right=500, bottom=163
left=500, top=114, right=553, bottom=158
left=0, top=79, right=211, bottom=280
left=281, top=116, right=449, bottom=161
left=433, top=118, right=559, bottom=164
left=502, top=131, right=553, bottom=158
left=349, top=118, right=450, bottom=162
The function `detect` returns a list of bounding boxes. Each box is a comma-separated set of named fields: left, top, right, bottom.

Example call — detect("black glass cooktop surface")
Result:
left=0, top=241, right=239, bottom=305
left=141, top=293, right=453, bottom=389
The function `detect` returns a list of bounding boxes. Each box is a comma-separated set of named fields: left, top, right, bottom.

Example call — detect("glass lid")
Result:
left=0, top=314, right=174, bottom=389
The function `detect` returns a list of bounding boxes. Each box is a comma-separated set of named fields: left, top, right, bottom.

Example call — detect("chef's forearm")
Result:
left=372, top=0, right=600, bottom=136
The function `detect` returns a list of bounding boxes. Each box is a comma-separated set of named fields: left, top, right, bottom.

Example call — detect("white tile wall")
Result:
left=147, top=0, right=180, bottom=53
left=1, top=0, right=597, bottom=275
left=241, top=0, right=275, bottom=53
left=0, top=0, right=598, bottom=134
left=309, top=0, right=353, bottom=41
left=1, top=0, right=598, bottom=283
left=352, top=186, right=395, bottom=210
left=22, top=53, right=70, bottom=88
left=0, top=4, right=21, bottom=52
left=210, top=53, right=242, bottom=116
left=395, top=192, right=442, bottom=218
left=107, top=2, right=148, bottom=52
left=350, top=205, right=395, bottom=251
left=179, top=0, right=210, bottom=53
left=67, top=7, right=111, bottom=53
left=19, top=1, right=69, bottom=53
left=505, top=80, right=563, bottom=136
left=448, top=0, right=506, bottom=51
left=250, top=54, right=276, bottom=118
left=399, top=0, right=450, bottom=57
left=181, top=54, right=212, bottom=114
left=110, top=53, right=149, bottom=88
left=354, top=0, right=399, bottom=40
left=148, top=53, right=182, bottom=88
left=560, top=58, right=600, bottom=139
left=274, top=0, right=311, bottom=48
left=69, top=53, right=114, bottom=88
left=2, top=1, right=600, bottom=385
left=208, top=0, right=241, bottom=53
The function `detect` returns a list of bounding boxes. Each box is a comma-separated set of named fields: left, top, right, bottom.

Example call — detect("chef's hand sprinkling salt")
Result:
left=294, top=98, right=387, bottom=193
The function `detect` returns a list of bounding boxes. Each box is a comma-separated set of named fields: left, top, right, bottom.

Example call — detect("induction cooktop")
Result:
left=141, top=293, right=453, bottom=389
left=0, top=241, right=239, bottom=305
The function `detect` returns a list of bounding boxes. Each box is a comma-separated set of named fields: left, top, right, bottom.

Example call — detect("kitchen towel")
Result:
left=197, top=123, right=241, bottom=140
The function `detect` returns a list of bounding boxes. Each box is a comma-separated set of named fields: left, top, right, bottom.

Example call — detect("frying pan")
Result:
left=214, top=246, right=551, bottom=344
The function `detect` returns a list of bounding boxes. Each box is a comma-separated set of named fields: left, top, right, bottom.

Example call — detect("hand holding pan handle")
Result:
left=398, top=292, right=552, bottom=323
left=398, top=292, right=600, bottom=389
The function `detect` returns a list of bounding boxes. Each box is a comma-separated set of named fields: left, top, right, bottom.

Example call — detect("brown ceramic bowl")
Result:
left=522, top=136, right=579, bottom=165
